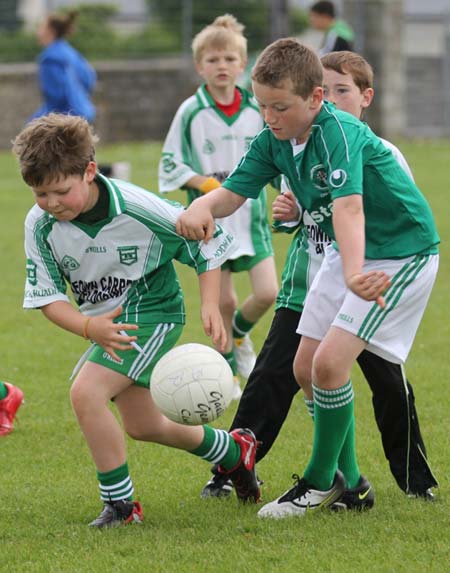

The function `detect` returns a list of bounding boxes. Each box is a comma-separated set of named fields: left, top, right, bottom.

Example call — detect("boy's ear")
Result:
left=85, top=161, right=97, bottom=182
left=311, top=86, right=324, bottom=108
left=362, top=87, right=374, bottom=109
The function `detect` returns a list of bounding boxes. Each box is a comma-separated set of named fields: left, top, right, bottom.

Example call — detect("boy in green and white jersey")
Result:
left=159, top=15, right=278, bottom=396
left=200, top=51, right=437, bottom=502
left=14, top=113, right=261, bottom=528
left=176, top=39, right=439, bottom=518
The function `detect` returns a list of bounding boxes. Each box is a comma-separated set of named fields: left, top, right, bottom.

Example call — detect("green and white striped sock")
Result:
left=97, top=462, right=133, bottom=502
left=189, top=425, right=240, bottom=470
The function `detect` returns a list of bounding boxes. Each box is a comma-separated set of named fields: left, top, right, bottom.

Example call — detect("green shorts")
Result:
left=87, top=322, right=183, bottom=388
left=221, top=251, right=273, bottom=273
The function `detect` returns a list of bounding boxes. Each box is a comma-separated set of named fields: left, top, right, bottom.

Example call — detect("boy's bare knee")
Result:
left=220, top=294, right=238, bottom=316
left=252, top=285, right=278, bottom=310
left=312, top=354, right=336, bottom=387
left=294, top=361, right=311, bottom=388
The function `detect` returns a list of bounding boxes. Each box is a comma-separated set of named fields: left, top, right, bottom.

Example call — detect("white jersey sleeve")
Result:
left=24, top=207, right=72, bottom=309
left=159, top=96, right=199, bottom=193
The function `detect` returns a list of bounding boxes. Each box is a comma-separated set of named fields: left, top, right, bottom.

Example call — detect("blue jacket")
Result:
left=31, top=39, right=96, bottom=122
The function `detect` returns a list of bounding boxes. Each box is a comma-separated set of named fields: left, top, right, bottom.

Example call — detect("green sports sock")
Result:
left=97, top=462, right=133, bottom=502
left=0, top=382, right=8, bottom=400
left=303, top=381, right=355, bottom=490
left=222, top=351, right=237, bottom=376
left=232, top=310, right=255, bottom=339
left=189, top=425, right=240, bottom=470
left=304, top=395, right=359, bottom=488
left=337, top=416, right=360, bottom=489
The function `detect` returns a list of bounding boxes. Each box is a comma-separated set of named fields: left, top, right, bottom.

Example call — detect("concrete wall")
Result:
left=1, top=47, right=449, bottom=149
left=0, top=57, right=198, bottom=150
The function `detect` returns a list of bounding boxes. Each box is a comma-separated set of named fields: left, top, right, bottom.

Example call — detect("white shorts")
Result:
left=297, top=246, right=439, bottom=364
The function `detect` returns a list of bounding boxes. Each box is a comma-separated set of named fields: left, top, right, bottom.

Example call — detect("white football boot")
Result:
left=233, top=334, right=256, bottom=379
left=258, top=470, right=346, bottom=519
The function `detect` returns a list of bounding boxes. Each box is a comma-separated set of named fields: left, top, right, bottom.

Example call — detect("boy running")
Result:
left=14, top=113, right=260, bottom=528
left=159, top=15, right=278, bottom=397
left=176, top=39, right=439, bottom=519
left=201, top=51, right=437, bottom=502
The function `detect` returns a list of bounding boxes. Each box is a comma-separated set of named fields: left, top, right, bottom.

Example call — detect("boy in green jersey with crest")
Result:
left=176, top=39, right=439, bottom=518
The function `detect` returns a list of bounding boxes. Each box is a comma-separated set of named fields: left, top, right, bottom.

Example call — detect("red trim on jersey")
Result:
left=211, top=87, right=242, bottom=117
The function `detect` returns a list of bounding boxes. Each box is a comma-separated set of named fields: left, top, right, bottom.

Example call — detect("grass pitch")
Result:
left=0, top=139, right=448, bottom=573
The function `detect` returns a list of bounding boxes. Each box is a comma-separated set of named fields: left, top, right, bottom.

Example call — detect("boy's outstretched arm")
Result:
left=333, top=195, right=390, bottom=308
left=176, top=187, right=246, bottom=242
left=198, top=268, right=227, bottom=352
left=41, top=301, right=138, bottom=362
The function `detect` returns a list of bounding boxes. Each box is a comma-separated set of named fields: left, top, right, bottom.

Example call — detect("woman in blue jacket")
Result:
left=31, top=11, right=96, bottom=122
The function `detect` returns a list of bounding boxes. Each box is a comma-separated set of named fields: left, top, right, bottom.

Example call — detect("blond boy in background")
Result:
left=159, top=15, right=278, bottom=398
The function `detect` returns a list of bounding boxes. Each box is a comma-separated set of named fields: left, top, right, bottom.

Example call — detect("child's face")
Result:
left=252, top=78, right=323, bottom=143
left=32, top=162, right=97, bottom=221
left=196, top=48, right=245, bottom=91
left=323, top=68, right=373, bottom=119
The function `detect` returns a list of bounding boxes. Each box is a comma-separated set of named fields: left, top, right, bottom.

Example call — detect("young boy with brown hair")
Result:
left=176, top=39, right=439, bottom=518
left=200, top=50, right=437, bottom=503
left=159, top=15, right=278, bottom=397
left=14, top=113, right=260, bottom=528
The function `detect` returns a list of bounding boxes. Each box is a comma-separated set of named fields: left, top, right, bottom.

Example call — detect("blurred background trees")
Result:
left=0, top=1, right=308, bottom=62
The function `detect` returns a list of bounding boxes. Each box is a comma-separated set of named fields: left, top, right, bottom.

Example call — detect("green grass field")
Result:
left=0, top=140, right=449, bottom=573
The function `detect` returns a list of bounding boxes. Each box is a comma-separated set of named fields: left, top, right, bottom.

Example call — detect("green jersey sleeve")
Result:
left=223, top=128, right=282, bottom=199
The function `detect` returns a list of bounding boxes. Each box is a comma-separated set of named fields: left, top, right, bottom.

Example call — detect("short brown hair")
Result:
left=192, top=14, right=247, bottom=64
left=321, top=51, right=373, bottom=91
left=251, top=38, right=323, bottom=99
left=12, top=113, right=98, bottom=187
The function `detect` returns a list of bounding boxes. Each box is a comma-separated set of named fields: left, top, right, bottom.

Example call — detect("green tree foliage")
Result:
left=0, top=1, right=307, bottom=62
left=146, top=0, right=308, bottom=52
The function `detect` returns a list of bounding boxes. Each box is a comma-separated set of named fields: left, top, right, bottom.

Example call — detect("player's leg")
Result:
left=116, top=384, right=260, bottom=503
left=232, top=255, right=278, bottom=379
left=231, top=307, right=302, bottom=460
left=104, top=321, right=260, bottom=504
left=259, top=248, right=367, bottom=518
left=70, top=361, right=143, bottom=527
left=357, top=351, right=437, bottom=498
left=294, top=333, right=374, bottom=511
left=258, top=328, right=365, bottom=518
left=201, top=308, right=302, bottom=498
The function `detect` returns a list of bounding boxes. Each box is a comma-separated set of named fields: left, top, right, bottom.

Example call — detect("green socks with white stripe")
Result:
left=96, top=428, right=242, bottom=504
left=304, top=381, right=360, bottom=490
left=97, top=462, right=134, bottom=502
left=189, top=425, right=240, bottom=470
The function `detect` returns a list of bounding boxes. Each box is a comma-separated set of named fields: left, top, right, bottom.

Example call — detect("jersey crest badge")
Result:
left=202, top=139, right=216, bottom=154
left=310, top=164, right=328, bottom=190
left=61, top=255, right=80, bottom=272
left=117, top=246, right=139, bottom=266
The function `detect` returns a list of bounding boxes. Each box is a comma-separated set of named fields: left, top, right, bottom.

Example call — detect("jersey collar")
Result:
left=96, top=171, right=126, bottom=217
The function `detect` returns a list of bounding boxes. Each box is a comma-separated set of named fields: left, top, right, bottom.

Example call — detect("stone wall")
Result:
left=0, top=52, right=449, bottom=149
left=0, top=57, right=199, bottom=149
